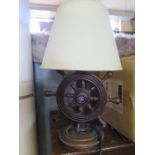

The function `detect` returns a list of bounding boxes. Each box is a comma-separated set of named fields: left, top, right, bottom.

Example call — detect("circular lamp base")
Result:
left=58, top=124, right=99, bottom=150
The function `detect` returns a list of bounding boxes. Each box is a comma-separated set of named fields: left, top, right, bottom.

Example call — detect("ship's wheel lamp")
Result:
left=41, top=0, right=122, bottom=150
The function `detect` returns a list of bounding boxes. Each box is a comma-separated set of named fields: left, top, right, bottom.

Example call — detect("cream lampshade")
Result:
left=41, top=0, right=122, bottom=71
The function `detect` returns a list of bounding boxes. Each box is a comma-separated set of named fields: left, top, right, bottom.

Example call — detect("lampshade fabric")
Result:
left=41, top=0, right=122, bottom=71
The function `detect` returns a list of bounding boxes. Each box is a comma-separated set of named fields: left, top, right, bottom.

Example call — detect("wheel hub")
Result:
left=74, top=89, right=90, bottom=106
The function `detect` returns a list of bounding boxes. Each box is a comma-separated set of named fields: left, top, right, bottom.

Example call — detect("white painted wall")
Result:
left=19, top=97, right=37, bottom=155
left=19, top=0, right=37, bottom=154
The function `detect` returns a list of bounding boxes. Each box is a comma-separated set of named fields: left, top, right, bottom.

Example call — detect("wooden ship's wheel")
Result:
left=56, top=73, right=107, bottom=150
left=56, top=73, right=107, bottom=123
left=45, top=72, right=120, bottom=150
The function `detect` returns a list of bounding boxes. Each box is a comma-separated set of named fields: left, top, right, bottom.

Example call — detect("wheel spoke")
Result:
left=90, top=96, right=99, bottom=102
left=89, top=86, right=96, bottom=93
left=82, top=80, right=86, bottom=89
left=79, top=106, right=85, bottom=114
left=64, top=93, right=74, bottom=98
left=87, top=104, right=94, bottom=111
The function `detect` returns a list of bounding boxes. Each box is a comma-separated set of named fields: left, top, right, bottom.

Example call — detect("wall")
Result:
left=102, top=55, right=135, bottom=142
left=19, top=0, right=37, bottom=154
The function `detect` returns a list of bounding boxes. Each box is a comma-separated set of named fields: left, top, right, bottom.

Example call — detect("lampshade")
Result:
left=41, top=0, right=122, bottom=71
